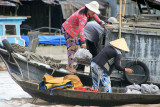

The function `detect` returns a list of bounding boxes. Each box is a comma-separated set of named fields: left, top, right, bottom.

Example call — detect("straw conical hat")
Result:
left=109, top=38, right=130, bottom=52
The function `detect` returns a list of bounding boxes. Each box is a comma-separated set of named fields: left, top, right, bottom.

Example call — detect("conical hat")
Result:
left=109, top=38, right=130, bottom=52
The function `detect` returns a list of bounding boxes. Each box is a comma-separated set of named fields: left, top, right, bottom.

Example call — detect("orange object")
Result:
left=74, top=87, right=99, bottom=92
left=0, top=68, right=7, bottom=71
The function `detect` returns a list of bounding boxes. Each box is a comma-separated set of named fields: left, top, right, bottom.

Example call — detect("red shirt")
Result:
left=62, top=7, right=102, bottom=42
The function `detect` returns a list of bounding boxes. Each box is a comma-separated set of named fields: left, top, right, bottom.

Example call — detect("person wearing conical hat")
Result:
left=76, top=17, right=118, bottom=71
left=84, top=17, right=118, bottom=58
left=62, top=1, right=105, bottom=73
left=91, top=38, right=133, bottom=93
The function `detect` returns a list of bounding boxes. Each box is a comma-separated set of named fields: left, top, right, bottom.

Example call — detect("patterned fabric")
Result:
left=62, top=28, right=78, bottom=67
left=91, top=61, right=112, bottom=93
left=62, top=7, right=102, bottom=42
left=38, top=73, right=74, bottom=95
left=86, top=39, right=98, bottom=58
left=92, top=45, right=125, bottom=76
left=38, top=74, right=84, bottom=95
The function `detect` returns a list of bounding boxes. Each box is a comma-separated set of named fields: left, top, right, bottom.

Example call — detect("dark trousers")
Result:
left=77, top=39, right=98, bottom=71
left=86, top=39, right=98, bottom=58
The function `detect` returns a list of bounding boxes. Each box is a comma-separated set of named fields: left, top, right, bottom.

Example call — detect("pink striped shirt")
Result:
left=62, top=7, right=102, bottom=42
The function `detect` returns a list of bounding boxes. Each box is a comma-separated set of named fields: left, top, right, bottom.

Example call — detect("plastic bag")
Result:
left=73, top=48, right=92, bottom=65
left=141, top=84, right=160, bottom=95
left=125, top=84, right=141, bottom=94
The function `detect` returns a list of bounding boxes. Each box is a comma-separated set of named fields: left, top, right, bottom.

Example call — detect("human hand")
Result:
left=125, top=68, right=133, bottom=73
left=81, top=43, right=86, bottom=49
left=101, top=23, right=107, bottom=28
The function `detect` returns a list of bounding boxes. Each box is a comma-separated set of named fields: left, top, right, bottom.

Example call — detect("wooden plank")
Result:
left=129, top=24, right=160, bottom=29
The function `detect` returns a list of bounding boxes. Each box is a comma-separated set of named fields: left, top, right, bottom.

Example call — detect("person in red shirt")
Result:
left=62, top=1, right=105, bottom=73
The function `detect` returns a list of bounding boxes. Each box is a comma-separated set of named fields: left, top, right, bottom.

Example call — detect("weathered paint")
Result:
left=105, top=27, right=160, bottom=83
left=0, top=16, right=27, bottom=46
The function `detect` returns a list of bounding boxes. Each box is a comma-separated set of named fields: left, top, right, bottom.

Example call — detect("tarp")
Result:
left=21, top=35, right=66, bottom=46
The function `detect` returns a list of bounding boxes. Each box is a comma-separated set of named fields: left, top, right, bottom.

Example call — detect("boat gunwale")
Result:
left=10, top=71, right=160, bottom=97
left=1, top=47, right=160, bottom=105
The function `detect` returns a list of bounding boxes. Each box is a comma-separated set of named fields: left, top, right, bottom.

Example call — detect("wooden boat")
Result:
left=1, top=40, right=160, bottom=106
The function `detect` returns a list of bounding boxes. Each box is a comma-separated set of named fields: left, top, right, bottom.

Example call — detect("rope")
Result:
left=26, top=57, right=30, bottom=80
left=2, top=42, right=66, bottom=81
left=32, top=97, right=38, bottom=104
left=11, top=43, right=27, bottom=53
left=11, top=53, right=24, bottom=79
left=11, top=43, right=63, bottom=72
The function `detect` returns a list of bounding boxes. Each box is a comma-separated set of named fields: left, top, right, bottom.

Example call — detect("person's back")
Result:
left=83, top=21, right=104, bottom=43
left=76, top=21, right=105, bottom=71
left=92, top=45, right=124, bottom=76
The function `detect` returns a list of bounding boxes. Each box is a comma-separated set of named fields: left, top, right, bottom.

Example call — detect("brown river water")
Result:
left=1, top=71, right=160, bottom=107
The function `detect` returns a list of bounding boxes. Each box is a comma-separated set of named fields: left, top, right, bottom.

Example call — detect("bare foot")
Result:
left=66, top=65, right=77, bottom=73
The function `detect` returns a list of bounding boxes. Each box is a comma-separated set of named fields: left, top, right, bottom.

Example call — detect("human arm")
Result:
left=115, top=54, right=133, bottom=73
left=92, top=14, right=106, bottom=27
left=77, top=15, right=87, bottom=43
left=125, top=68, right=133, bottom=73
left=114, top=54, right=125, bottom=71
left=78, top=27, right=86, bottom=48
